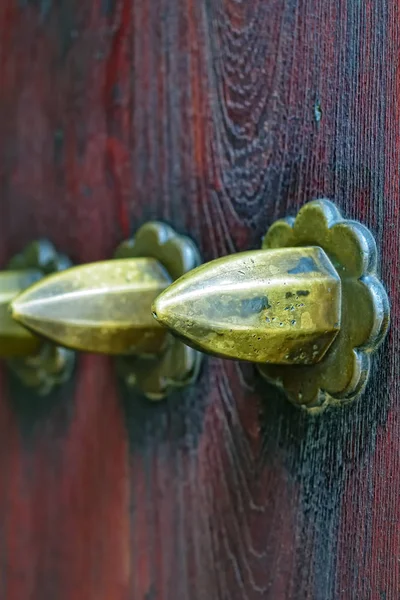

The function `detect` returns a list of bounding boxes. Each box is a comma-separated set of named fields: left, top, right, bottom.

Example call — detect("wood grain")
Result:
left=0, top=0, right=399, bottom=598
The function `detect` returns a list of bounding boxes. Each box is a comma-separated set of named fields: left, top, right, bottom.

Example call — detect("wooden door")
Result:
left=0, top=1, right=399, bottom=599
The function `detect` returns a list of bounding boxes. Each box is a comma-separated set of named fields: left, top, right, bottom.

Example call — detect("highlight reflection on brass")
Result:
left=12, top=258, right=172, bottom=356
left=152, top=246, right=341, bottom=365
left=7, top=202, right=389, bottom=408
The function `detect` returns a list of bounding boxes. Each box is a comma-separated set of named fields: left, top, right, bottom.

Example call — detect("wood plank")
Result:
left=0, top=1, right=399, bottom=598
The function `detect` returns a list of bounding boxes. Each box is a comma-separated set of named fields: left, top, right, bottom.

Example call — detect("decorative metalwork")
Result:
left=10, top=206, right=389, bottom=408
left=6, top=240, right=75, bottom=395
left=153, top=200, right=389, bottom=410
left=12, top=224, right=202, bottom=400
left=259, top=199, right=390, bottom=410
left=152, top=246, right=341, bottom=364
left=114, top=222, right=202, bottom=399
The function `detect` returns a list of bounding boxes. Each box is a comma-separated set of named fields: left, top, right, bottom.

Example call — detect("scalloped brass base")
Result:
left=259, top=199, right=390, bottom=411
left=114, top=221, right=202, bottom=399
left=6, top=240, right=75, bottom=396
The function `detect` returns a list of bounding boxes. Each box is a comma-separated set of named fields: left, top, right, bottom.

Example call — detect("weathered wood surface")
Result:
left=0, top=1, right=399, bottom=598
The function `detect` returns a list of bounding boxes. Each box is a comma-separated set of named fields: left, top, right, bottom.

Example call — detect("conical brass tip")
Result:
left=11, top=258, right=172, bottom=356
left=151, top=247, right=341, bottom=365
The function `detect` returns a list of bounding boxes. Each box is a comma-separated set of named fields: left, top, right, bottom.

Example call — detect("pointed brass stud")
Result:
left=12, top=258, right=172, bottom=356
left=258, top=199, right=390, bottom=410
left=11, top=223, right=203, bottom=400
left=152, top=246, right=341, bottom=365
left=152, top=201, right=390, bottom=410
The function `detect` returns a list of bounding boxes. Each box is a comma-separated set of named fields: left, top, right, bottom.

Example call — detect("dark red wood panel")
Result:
left=0, top=1, right=399, bottom=599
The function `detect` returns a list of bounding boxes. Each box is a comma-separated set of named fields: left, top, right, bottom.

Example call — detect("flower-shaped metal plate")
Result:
left=7, top=240, right=75, bottom=395
left=259, top=200, right=390, bottom=411
left=114, top=221, right=202, bottom=399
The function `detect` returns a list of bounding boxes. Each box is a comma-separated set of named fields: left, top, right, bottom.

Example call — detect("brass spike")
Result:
left=152, top=246, right=342, bottom=365
left=11, top=258, right=172, bottom=356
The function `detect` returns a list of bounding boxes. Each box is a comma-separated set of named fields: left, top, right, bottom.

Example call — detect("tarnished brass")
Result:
left=258, top=199, right=390, bottom=410
left=12, top=222, right=202, bottom=399
left=114, top=221, right=200, bottom=281
left=1, top=239, right=71, bottom=360
left=116, top=337, right=201, bottom=401
left=4, top=240, right=75, bottom=395
left=9, top=205, right=389, bottom=407
left=0, top=270, right=43, bottom=357
left=153, top=200, right=389, bottom=410
left=152, top=247, right=341, bottom=364
left=113, top=222, right=202, bottom=398
left=12, top=258, right=172, bottom=355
